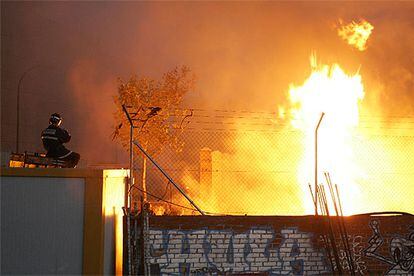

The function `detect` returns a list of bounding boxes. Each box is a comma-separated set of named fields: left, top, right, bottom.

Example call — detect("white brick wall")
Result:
left=146, top=227, right=330, bottom=274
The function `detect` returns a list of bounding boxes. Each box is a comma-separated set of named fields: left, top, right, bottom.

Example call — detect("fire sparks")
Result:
left=337, top=19, right=374, bottom=51
left=285, top=54, right=365, bottom=215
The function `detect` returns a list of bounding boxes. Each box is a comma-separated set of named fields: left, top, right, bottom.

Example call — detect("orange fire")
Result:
left=284, top=54, right=365, bottom=215
left=178, top=56, right=367, bottom=216
left=175, top=53, right=414, bottom=216
left=337, top=19, right=374, bottom=51
left=176, top=128, right=304, bottom=216
left=173, top=20, right=413, bottom=216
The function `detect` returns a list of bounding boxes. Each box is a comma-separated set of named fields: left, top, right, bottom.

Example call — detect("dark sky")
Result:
left=2, top=1, right=414, bottom=166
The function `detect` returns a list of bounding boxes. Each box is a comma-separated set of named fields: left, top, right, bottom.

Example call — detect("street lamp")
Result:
left=16, top=65, right=40, bottom=153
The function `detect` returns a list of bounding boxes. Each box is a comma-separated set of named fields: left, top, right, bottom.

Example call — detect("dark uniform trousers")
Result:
left=41, top=125, right=80, bottom=168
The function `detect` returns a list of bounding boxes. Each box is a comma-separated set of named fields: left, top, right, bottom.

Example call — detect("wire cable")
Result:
left=130, top=185, right=199, bottom=212
left=130, top=185, right=264, bottom=216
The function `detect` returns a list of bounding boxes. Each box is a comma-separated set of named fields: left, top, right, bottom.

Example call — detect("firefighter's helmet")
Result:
left=49, top=113, right=62, bottom=125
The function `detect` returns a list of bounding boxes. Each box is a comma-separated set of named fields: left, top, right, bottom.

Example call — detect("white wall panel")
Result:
left=1, top=176, right=85, bottom=275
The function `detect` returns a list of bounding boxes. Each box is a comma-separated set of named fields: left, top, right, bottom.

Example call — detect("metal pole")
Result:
left=138, top=197, right=145, bottom=275
left=16, top=65, right=39, bottom=153
left=133, top=140, right=206, bottom=216
left=122, top=105, right=134, bottom=210
left=129, top=124, right=133, bottom=209
left=315, top=112, right=325, bottom=215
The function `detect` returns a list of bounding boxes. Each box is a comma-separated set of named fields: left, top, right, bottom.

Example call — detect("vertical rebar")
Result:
left=319, top=185, right=342, bottom=274
left=308, top=183, right=318, bottom=214
left=325, top=173, right=352, bottom=274
left=336, top=184, right=356, bottom=275
left=314, top=185, right=335, bottom=272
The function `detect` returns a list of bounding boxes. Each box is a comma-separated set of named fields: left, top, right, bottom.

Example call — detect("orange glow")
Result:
left=152, top=204, right=167, bottom=216
left=104, top=169, right=127, bottom=217
left=337, top=19, right=374, bottom=51
left=9, top=160, right=24, bottom=167
left=180, top=130, right=304, bottom=216
left=177, top=57, right=366, bottom=215
left=103, top=169, right=128, bottom=275
left=174, top=55, right=414, bottom=216
left=181, top=55, right=366, bottom=216
left=173, top=53, right=414, bottom=216
left=114, top=211, right=123, bottom=275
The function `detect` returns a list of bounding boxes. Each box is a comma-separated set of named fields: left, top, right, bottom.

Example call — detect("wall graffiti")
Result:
left=337, top=235, right=367, bottom=274
left=364, top=220, right=414, bottom=275
left=147, top=227, right=329, bottom=275
left=143, top=216, right=414, bottom=275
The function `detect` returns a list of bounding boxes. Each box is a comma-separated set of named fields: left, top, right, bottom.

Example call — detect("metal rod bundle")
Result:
left=324, top=173, right=355, bottom=275
left=311, top=185, right=335, bottom=271
left=318, top=184, right=343, bottom=274
left=309, top=169, right=359, bottom=275
left=335, top=184, right=356, bottom=275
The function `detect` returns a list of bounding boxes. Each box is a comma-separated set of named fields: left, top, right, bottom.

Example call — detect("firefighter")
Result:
left=41, top=113, right=80, bottom=168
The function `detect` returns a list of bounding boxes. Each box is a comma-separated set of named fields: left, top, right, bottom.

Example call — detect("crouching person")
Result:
left=41, top=113, right=80, bottom=168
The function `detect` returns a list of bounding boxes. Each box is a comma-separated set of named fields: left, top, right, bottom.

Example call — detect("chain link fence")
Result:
left=130, top=110, right=414, bottom=216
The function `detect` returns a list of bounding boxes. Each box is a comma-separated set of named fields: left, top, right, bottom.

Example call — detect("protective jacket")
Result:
left=41, top=125, right=72, bottom=158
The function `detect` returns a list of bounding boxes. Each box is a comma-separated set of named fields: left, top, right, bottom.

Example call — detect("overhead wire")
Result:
left=126, top=106, right=414, bottom=133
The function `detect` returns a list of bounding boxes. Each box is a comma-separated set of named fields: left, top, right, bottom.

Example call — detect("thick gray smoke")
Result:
left=2, top=2, right=414, bottom=166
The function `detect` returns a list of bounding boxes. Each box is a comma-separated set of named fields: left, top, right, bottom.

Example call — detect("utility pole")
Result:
left=122, top=104, right=134, bottom=210
left=315, top=112, right=325, bottom=215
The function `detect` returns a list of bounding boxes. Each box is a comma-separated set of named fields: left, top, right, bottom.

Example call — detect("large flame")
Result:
left=337, top=19, right=374, bottom=51
left=169, top=53, right=414, bottom=216
left=169, top=49, right=414, bottom=216
left=286, top=54, right=365, bottom=215
left=176, top=56, right=366, bottom=216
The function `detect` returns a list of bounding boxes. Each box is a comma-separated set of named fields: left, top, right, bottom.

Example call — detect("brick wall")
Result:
left=138, top=214, right=414, bottom=275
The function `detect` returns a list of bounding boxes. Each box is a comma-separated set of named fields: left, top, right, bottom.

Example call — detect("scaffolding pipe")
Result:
left=133, top=140, right=206, bottom=216
left=315, top=112, right=325, bottom=215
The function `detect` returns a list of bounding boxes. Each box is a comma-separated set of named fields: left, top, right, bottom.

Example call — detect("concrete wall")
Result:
left=144, top=214, right=414, bottom=275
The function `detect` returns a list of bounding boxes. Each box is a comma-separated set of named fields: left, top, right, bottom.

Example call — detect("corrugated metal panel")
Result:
left=1, top=176, right=85, bottom=275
